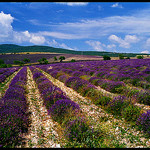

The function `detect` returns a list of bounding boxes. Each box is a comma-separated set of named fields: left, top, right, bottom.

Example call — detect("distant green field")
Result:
left=0, top=44, right=148, bottom=57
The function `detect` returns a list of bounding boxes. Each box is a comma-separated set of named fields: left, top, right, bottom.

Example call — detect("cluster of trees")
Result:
left=0, top=59, right=12, bottom=68
left=102, top=54, right=146, bottom=60
left=53, top=56, right=66, bottom=62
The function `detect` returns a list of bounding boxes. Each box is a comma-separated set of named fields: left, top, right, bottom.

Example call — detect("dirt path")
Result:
left=21, top=67, right=65, bottom=148
left=39, top=68, right=150, bottom=148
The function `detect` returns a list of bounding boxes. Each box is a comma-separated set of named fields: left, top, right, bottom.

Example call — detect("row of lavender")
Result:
left=36, top=62, right=150, bottom=136
left=0, top=67, right=20, bottom=84
left=29, top=66, right=103, bottom=147
left=35, top=59, right=150, bottom=106
left=0, top=67, right=29, bottom=148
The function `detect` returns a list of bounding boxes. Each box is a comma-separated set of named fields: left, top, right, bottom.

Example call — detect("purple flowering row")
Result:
left=0, top=67, right=20, bottom=83
left=36, top=59, right=150, bottom=105
left=36, top=63, right=150, bottom=135
left=0, top=67, right=29, bottom=148
left=29, top=67, right=97, bottom=142
left=36, top=59, right=150, bottom=88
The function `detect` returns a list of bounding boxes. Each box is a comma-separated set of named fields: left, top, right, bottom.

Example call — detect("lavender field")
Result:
left=0, top=58, right=150, bottom=148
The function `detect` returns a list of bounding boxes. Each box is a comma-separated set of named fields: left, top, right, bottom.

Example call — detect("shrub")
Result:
left=38, top=58, right=48, bottom=64
left=54, top=56, right=57, bottom=61
left=58, top=74, right=69, bottom=83
left=59, top=56, right=65, bottom=62
left=23, top=58, right=30, bottom=63
left=0, top=59, right=4, bottom=65
left=137, top=55, right=143, bottom=59
left=118, top=54, right=124, bottom=59
left=0, top=64, right=7, bottom=68
left=71, top=59, right=76, bottom=62
left=136, top=110, right=150, bottom=135
left=7, top=64, right=12, bottom=68
left=126, top=56, right=130, bottom=59
left=64, top=117, right=91, bottom=143
left=103, top=55, right=111, bottom=60
left=13, top=60, right=24, bottom=66
left=94, top=96, right=111, bottom=107
left=107, top=96, right=129, bottom=116
left=48, top=99, right=80, bottom=124
left=122, top=104, right=141, bottom=122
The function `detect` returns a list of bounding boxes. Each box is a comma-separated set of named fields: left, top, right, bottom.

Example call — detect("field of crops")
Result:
left=0, top=58, right=150, bottom=148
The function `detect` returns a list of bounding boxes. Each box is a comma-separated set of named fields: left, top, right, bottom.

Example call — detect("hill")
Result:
left=0, top=44, right=147, bottom=57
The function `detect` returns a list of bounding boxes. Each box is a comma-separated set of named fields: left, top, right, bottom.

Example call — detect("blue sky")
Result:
left=0, top=2, right=150, bottom=54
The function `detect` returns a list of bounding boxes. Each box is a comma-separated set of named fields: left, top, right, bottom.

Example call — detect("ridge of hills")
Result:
left=0, top=44, right=147, bottom=57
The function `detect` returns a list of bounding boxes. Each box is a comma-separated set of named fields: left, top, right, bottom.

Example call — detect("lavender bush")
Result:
left=136, top=110, right=150, bottom=136
left=107, top=96, right=130, bottom=116
left=48, top=99, right=81, bottom=123
left=0, top=67, right=20, bottom=83
left=0, top=67, right=29, bottom=148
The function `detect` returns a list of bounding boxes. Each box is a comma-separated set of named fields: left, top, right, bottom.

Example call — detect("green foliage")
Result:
left=7, top=64, right=12, bottom=68
left=106, top=97, right=130, bottom=116
left=121, top=104, right=141, bottom=122
left=13, top=60, right=24, bottom=66
left=0, top=44, right=148, bottom=57
left=0, top=59, right=4, bottom=64
left=131, top=78, right=140, bottom=86
left=126, top=56, right=130, bottom=59
left=0, top=64, right=7, bottom=68
left=54, top=56, right=57, bottom=61
left=119, top=54, right=124, bottom=59
left=71, top=59, right=76, bottom=62
left=59, top=56, right=65, bottom=62
left=137, top=55, right=143, bottom=59
left=23, top=58, right=30, bottom=63
left=95, top=96, right=111, bottom=107
left=64, top=117, right=103, bottom=147
left=103, top=55, right=111, bottom=60
left=38, top=58, right=49, bottom=64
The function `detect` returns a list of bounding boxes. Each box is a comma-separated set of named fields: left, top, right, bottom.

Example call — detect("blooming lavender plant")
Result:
left=136, top=110, right=150, bottom=135
left=0, top=67, right=20, bottom=83
left=48, top=99, right=80, bottom=123
left=0, top=67, right=29, bottom=148
left=107, top=95, right=129, bottom=116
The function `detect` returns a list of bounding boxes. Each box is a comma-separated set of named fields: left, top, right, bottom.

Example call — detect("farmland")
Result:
left=0, top=58, right=150, bottom=148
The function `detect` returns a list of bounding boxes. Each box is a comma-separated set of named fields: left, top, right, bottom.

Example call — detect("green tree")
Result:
left=137, top=55, right=143, bottom=59
left=0, top=59, right=4, bottom=65
left=126, top=56, right=130, bottom=59
left=59, top=56, right=65, bottom=62
left=119, top=54, right=124, bottom=59
left=71, top=59, right=76, bottom=62
left=23, top=58, right=30, bottom=63
left=14, top=60, right=24, bottom=66
left=38, top=59, right=43, bottom=64
left=43, top=59, right=49, bottom=64
left=38, top=58, right=48, bottom=64
left=54, top=56, right=57, bottom=61
left=103, top=55, right=111, bottom=60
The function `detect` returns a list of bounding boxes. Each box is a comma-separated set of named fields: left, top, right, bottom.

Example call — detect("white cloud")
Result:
left=55, top=2, right=88, bottom=6
left=108, top=34, right=139, bottom=48
left=30, top=34, right=45, bottom=45
left=141, top=50, right=149, bottom=54
left=0, top=11, right=45, bottom=45
left=107, top=44, right=116, bottom=49
left=47, top=39, right=76, bottom=50
left=124, top=35, right=139, bottom=43
left=39, top=31, right=87, bottom=39
left=85, top=40, right=105, bottom=51
left=111, top=3, right=123, bottom=8
left=0, top=11, right=14, bottom=39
